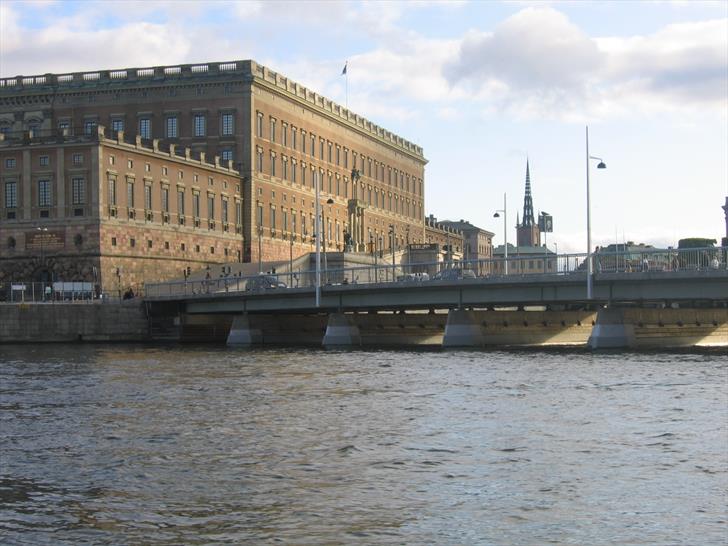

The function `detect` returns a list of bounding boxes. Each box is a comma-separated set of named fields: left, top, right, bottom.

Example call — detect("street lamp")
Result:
left=493, top=193, right=508, bottom=275
left=389, top=224, right=396, bottom=281
left=586, top=126, right=607, bottom=300
left=323, top=197, right=334, bottom=284
left=314, top=171, right=334, bottom=307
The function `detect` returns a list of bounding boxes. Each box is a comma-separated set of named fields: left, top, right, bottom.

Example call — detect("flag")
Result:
left=341, top=62, right=347, bottom=76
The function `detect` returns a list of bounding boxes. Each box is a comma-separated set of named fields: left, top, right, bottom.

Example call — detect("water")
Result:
left=0, top=345, right=726, bottom=545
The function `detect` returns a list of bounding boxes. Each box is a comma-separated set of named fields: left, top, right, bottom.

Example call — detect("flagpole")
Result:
left=345, top=64, right=348, bottom=109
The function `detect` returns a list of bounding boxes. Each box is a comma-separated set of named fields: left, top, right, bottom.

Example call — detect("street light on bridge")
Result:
left=586, top=126, right=607, bottom=300
left=493, top=193, right=508, bottom=275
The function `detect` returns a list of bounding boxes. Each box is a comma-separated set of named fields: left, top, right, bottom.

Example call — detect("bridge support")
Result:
left=227, top=314, right=262, bottom=346
left=443, top=309, right=485, bottom=347
left=588, top=307, right=635, bottom=349
left=323, top=313, right=361, bottom=347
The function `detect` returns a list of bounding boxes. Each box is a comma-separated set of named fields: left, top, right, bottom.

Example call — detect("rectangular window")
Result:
left=292, top=128, right=297, bottom=150
left=127, top=181, right=134, bottom=207
left=270, top=207, right=276, bottom=231
left=310, top=135, right=315, bottom=157
left=84, top=120, right=97, bottom=135
left=111, top=119, right=124, bottom=133
left=193, top=192, right=200, bottom=217
left=139, top=118, right=151, bottom=139
left=344, top=149, right=348, bottom=168
left=39, top=155, right=49, bottom=167
left=161, top=187, right=169, bottom=212
left=320, top=139, right=324, bottom=160
left=193, top=114, right=206, bottom=137
left=144, top=185, right=152, bottom=210
left=301, top=131, right=307, bottom=154
left=222, top=198, right=228, bottom=223
left=5, top=158, right=16, bottom=169
left=270, top=118, right=276, bottom=142
left=57, top=120, right=70, bottom=133
left=283, top=209, right=288, bottom=232
left=5, top=181, right=17, bottom=208
left=256, top=113, right=263, bottom=137
left=282, top=124, right=288, bottom=147
left=271, top=154, right=276, bottom=177
left=235, top=200, right=242, bottom=225
left=38, top=179, right=51, bottom=207
left=257, top=203, right=263, bottom=227
left=72, top=178, right=85, bottom=205
left=256, top=149, right=263, bottom=171
left=178, top=190, right=185, bottom=215
left=221, top=113, right=234, bottom=136
left=207, top=194, right=214, bottom=219
left=292, top=210, right=297, bottom=235
left=292, top=160, right=297, bottom=183
left=302, top=213, right=307, bottom=236
left=301, top=164, right=306, bottom=186
left=328, top=142, right=332, bottom=163
left=107, top=178, right=116, bottom=206
left=221, top=149, right=233, bottom=162
left=166, top=117, right=178, bottom=138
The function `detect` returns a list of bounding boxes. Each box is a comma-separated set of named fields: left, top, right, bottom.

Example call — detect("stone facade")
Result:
left=424, top=215, right=464, bottom=262
left=0, top=128, right=242, bottom=293
left=0, top=60, right=428, bottom=266
left=437, top=219, right=494, bottom=275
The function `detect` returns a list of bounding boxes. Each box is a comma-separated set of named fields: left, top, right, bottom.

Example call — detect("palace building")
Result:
left=0, top=60, right=427, bottom=289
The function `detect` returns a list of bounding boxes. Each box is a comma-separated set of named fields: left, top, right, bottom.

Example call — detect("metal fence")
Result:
left=0, top=281, right=132, bottom=304
left=143, top=247, right=727, bottom=299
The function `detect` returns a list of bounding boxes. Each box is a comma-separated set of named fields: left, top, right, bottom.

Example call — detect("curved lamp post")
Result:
left=586, top=126, right=607, bottom=300
left=493, top=193, right=508, bottom=275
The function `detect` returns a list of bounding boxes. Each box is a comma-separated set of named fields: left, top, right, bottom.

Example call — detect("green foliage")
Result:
left=678, top=238, right=717, bottom=249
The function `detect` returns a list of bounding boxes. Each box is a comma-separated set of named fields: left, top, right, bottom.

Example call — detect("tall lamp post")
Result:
left=493, top=193, right=508, bottom=275
left=315, top=171, right=322, bottom=307
left=389, top=224, right=395, bottom=282
left=585, top=126, right=607, bottom=300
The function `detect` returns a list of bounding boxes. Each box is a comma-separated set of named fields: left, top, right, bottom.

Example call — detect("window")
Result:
left=148, top=239, right=153, bottom=249
left=193, top=114, right=206, bottom=137
left=292, top=159, right=297, bottom=183
left=291, top=210, right=297, bottom=235
left=301, top=163, right=306, bottom=186
left=161, top=187, right=169, bottom=213
left=111, top=119, right=124, bottom=133
left=302, top=213, right=307, bottom=236
left=144, top=185, right=152, bottom=210
left=256, top=203, right=263, bottom=227
left=282, top=156, right=288, bottom=180
left=256, top=112, right=263, bottom=137
left=109, top=155, right=115, bottom=166
left=58, top=120, right=70, bottom=133
left=222, top=198, right=228, bottom=224
left=107, top=177, right=116, bottom=206
left=336, top=146, right=340, bottom=166
left=72, top=178, right=85, bottom=205
left=344, top=149, right=349, bottom=168
left=111, top=237, right=117, bottom=246
left=5, top=181, right=17, bottom=208
left=145, top=163, right=151, bottom=172
left=328, top=142, right=332, bottom=163
left=270, top=153, right=276, bottom=177
left=320, top=139, right=324, bottom=160
left=38, top=180, right=51, bottom=207
left=127, top=159, right=133, bottom=169
left=256, top=148, right=263, bottom=171
left=130, top=238, right=136, bottom=248
left=301, top=130, right=307, bottom=154
left=139, top=118, right=151, bottom=139
left=84, top=120, right=97, bottom=135
left=193, top=192, right=200, bottom=218
left=235, top=200, right=242, bottom=226
left=310, top=134, right=315, bottom=157
left=5, top=158, right=16, bottom=169
left=292, top=127, right=297, bottom=149
left=39, top=155, right=49, bottom=167
left=0, top=125, right=9, bottom=136
left=127, top=181, right=134, bottom=207
left=207, top=194, right=214, bottom=219
left=270, top=206, right=276, bottom=231
left=178, top=190, right=185, bottom=215
left=166, top=116, right=178, bottom=138
left=221, top=149, right=233, bottom=162
left=282, top=123, right=288, bottom=147
left=221, top=113, right=234, bottom=136
left=270, top=118, right=276, bottom=142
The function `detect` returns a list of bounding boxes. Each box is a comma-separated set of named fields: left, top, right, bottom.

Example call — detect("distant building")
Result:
left=437, top=219, right=494, bottom=275
left=424, top=215, right=464, bottom=263
left=723, top=196, right=727, bottom=247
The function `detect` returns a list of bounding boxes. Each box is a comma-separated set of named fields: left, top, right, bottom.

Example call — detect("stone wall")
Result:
left=0, top=302, right=148, bottom=342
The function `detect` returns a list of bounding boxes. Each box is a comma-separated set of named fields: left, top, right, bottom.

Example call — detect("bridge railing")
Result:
left=143, top=247, right=727, bottom=298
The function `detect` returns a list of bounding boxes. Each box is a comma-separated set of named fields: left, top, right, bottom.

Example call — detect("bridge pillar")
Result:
left=323, top=313, right=361, bottom=347
left=443, top=309, right=484, bottom=347
left=588, top=307, right=635, bottom=349
left=226, top=314, right=262, bottom=346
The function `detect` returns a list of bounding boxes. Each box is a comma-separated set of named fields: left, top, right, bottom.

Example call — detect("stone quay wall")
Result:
left=0, top=302, right=148, bottom=342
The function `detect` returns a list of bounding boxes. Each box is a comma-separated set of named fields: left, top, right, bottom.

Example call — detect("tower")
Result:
left=516, top=160, right=541, bottom=247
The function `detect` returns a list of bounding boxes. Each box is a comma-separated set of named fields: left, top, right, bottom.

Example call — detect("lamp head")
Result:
left=493, top=212, right=500, bottom=218
left=597, top=161, right=606, bottom=169
left=326, top=198, right=334, bottom=204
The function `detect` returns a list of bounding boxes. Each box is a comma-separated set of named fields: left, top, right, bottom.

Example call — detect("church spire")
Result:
left=522, top=160, right=535, bottom=227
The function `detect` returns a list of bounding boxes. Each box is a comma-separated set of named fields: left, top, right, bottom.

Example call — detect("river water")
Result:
left=0, top=344, right=726, bottom=545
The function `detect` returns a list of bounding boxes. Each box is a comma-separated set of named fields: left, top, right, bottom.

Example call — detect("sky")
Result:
left=1, top=0, right=726, bottom=252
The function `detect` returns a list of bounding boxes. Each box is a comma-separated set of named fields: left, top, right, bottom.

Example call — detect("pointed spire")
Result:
left=522, top=159, right=535, bottom=227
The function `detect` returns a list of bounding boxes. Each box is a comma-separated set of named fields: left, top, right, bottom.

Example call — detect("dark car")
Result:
left=432, top=268, right=476, bottom=281
left=245, top=274, right=287, bottom=291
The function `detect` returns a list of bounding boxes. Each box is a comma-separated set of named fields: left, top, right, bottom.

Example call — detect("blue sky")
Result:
left=2, top=0, right=726, bottom=251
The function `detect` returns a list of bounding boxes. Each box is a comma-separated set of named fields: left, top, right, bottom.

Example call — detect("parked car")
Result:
left=432, top=268, right=476, bottom=281
left=245, top=274, right=287, bottom=291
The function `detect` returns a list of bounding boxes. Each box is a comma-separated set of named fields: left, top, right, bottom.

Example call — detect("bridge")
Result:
left=144, top=248, right=728, bottom=349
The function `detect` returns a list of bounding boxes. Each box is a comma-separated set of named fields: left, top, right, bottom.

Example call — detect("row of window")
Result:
left=256, top=111, right=422, bottom=196
left=110, top=237, right=236, bottom=258
left=4, top=154, right=84, bottom=170
left=255, top=148, right=422, bottom=220
left=4, top=179, right=86, bottom=208
left=107, top=177, right=242, bottom=225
